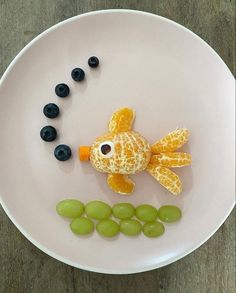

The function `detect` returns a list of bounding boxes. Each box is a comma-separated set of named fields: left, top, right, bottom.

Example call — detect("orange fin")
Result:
left=151, top=128, right=190, bottom=153
left=150, top=152, right=191, bottom=167
left=107, top=174, right=135, bottom=195
left=108, top=108, right=135, bottom=134
left=146, top=164, right=182, bottom=195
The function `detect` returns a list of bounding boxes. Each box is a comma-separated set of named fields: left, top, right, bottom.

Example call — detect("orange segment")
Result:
left=151, top=128, right=190, bottom=153
left=150, top=152, right=191, bottom=167
left=79, top=146, right=91, bottom=161
left=146, top=164, right=182, bottom=195
left=107, top=174, right=135, bottom=195
left=108, top=108, right=135, bottom=134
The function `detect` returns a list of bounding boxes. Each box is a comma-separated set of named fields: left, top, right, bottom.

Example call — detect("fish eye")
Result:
left=99, top=141, right=115, bottom=158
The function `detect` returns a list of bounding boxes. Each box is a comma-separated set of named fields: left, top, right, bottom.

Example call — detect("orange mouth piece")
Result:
left=78, top=146, right=91, bottom=161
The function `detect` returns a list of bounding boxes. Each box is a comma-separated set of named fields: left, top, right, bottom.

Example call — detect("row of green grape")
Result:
left=56, top=200, right=182, bottom=238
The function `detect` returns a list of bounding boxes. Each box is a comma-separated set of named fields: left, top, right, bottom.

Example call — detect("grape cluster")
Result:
left=56, top=199, right=182, bottom=238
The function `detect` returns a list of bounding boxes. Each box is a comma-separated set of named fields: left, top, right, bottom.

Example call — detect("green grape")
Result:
left=120, top=219, right=142, bottom=236
left=56, top=199, right=84, bottom=218
left=96, top=219, right=120, bottom=237
left=135, top=204, right=158, bottom=222
left=143, top=221, right=165, bottom=238
left=112, top=203, right=135, bottom=220
left=85, top=201, right=112, bottom=220
left=158, top=205, right=182, bottom=223
left=70, top=217, right=94, bottom=235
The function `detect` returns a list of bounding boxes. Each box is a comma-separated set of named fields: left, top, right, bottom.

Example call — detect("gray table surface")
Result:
left=0, top=1, right=235, bottom=293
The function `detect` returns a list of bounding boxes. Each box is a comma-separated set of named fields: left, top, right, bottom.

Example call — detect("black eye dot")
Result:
left=101, top=144, right=111, bottom=155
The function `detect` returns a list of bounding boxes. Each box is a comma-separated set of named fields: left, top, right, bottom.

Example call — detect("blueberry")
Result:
left=54, top=144, right=72, bottom=161
left=71, top=68, right=85, bottom=81
left=40, top=126, right=57, bottom=142
left=88, top=56, right=99, bottom=68
left=55, top=83, right=70, bottom=97
left=43, top=103, right=60, bottom=118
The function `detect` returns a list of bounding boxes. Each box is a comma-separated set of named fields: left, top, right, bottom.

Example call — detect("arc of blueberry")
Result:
left=40, top=56, right=100, bottom=161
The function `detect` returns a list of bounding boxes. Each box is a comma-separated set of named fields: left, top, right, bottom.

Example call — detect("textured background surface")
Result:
left=0, top=1, right=235, bottom=292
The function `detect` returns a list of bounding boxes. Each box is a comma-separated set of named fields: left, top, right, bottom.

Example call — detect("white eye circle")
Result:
left=99, top=141, right=115, bottom=158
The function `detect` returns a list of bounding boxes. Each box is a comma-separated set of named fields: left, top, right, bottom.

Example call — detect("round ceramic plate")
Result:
left=0, top=10, right=235, bottom=274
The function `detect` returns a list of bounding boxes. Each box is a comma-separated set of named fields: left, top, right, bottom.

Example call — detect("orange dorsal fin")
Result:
left=108, top=108, right=135, bottom=134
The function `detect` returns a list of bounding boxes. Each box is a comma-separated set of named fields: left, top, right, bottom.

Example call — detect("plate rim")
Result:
left=0, top=9, right=235, bottom=274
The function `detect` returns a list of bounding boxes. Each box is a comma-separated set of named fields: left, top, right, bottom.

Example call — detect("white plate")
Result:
left=0, top=10, right=235, bottom=274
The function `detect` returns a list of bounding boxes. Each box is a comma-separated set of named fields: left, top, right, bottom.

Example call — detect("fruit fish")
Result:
left=79, top=108, right=191, bottom=195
